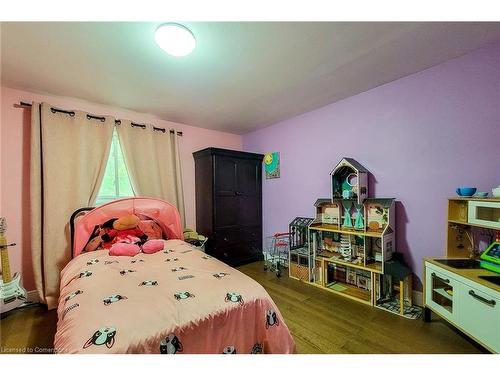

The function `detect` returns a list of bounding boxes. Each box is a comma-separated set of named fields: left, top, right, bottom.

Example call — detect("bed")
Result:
left=54, top=197, right=296, bottom=354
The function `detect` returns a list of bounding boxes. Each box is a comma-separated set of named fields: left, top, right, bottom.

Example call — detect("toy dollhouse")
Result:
left=288, top=157, right=419, bottom=318
left=331, top=158, right=368, bottom=204
left=288, top=217, right=314, bottom=282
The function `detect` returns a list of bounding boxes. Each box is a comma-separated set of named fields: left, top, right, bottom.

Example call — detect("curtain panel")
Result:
left=117, top=120, right=186, bottom=226
left=30, top=103, right=114, bottom=309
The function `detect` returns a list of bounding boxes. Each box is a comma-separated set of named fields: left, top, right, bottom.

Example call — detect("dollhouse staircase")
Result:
left=340, top=234, right=351, bottom=258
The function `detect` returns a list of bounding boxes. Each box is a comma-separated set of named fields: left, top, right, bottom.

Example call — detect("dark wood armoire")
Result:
left=193, top=148, right=264, bottom=266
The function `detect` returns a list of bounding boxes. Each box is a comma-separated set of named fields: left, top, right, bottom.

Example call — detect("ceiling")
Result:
left=2, top=22, right=500, bottom=134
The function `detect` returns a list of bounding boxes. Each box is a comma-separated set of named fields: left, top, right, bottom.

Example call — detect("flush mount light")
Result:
left=155, top=23, right=196, bottom=57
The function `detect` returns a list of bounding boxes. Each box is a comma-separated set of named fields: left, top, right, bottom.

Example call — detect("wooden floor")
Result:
left=0, top=261, right=486, bottom=354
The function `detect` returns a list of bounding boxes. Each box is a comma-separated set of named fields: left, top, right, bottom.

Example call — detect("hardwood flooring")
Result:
left=1, top=302, right=57, bottom=354
left=0, top=261, right=486, bottom=354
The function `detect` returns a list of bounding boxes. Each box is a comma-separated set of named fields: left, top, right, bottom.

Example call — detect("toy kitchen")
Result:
left=423, top=195, right=500, bottom=353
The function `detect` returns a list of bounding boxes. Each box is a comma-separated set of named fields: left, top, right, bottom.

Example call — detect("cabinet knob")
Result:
left=235, top=191, right=242, bottom=196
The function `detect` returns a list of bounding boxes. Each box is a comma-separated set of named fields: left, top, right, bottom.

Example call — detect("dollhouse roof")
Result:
left=314, top=198, right=334, bottom=207
left=384, top=226, right=394, bottom=234
left=384, top=259, right=411, bottom=279
left=330, top=157, right=369, bottom=175
left=364, top=198, right=395, bottom=207
left=289, top=217, right=314, bottom=227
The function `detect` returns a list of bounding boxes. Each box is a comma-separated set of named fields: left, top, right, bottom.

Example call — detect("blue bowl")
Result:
left=456, top=187, right=477, bottom=197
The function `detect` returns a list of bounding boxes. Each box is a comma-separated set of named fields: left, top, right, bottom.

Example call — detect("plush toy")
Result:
left=109, top=214, right=166, bottom=256
left=113, top=214, right=140, bottom=231
left=141, top=239, right=165, bottom=254
left=84, top=227, right=107, bottom=253
left=84, top=218, right=125, bottom=252
left=84, top=214, right=165, bottom=256
left=138, top=219, right=163, bottom=240
left=102, top=215, right=147, bottom=249
left=109, top=242, right=141, bottom=257
left=183, top=228, right=207, bottom=247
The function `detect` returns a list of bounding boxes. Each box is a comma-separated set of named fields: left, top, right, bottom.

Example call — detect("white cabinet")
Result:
left=457, top=285, right=499, bottom=353
left=424, top=261, right=500, bottom=353
left=467, top=200, right=500, bottom=229
left=425, top=264, right=461, bottom=324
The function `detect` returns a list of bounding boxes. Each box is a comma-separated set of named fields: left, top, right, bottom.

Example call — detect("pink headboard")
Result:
left=72, top=197, right=183, bottom=257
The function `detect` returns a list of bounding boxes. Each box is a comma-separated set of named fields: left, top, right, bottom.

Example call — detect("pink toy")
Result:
left=141, top=239, right=164, bottom=254
left=109, top=242, right=141, bottom=257
left=109, top=239, right=163, bottom=257
left=73, top=197, right=183, bottom=258
left=138, top=219, right=163, bottom=240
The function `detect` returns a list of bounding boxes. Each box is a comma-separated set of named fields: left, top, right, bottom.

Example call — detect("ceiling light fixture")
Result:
left=154, top=23, right=196, bottom=57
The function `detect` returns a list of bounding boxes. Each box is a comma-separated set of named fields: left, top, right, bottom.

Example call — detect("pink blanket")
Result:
left=54, top=240, right=296, bottom=354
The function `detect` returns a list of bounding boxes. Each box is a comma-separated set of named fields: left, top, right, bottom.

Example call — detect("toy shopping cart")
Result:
left=263, top=232, right=290, bottom=277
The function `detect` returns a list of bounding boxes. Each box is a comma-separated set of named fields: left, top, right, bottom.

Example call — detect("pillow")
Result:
left=142, top=239, right=164, bottom=254
left=109, top=242, right=141, bottom=257
left=138, top=219, right=164, bottom=240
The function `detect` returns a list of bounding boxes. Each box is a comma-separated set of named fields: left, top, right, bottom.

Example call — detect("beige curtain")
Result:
left=117, top=120, right=185, bottom=225
left=30, top=102, right=114, bottom=309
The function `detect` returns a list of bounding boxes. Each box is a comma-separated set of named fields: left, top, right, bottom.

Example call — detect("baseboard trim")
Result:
left=26, top=290, right=40, bottom=304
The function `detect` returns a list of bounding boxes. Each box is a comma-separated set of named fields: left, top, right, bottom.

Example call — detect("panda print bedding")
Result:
left=54, top=239, right=296, bottom=354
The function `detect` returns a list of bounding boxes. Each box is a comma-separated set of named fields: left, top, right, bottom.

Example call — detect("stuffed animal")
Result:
left=102, top=215, right=148, bottom=249
left=183, top=228, right=207, bottom=247
left=84, top=227, right=107, bottom=252
left=113, top=214, right=140, bottom=231
left=85, top=214, right=165, bottom=256
left=141, top=239, right=165, bottom=254
left=109, top=242, right=141, bottom=257
left=138, top=219, right=163, bottom=240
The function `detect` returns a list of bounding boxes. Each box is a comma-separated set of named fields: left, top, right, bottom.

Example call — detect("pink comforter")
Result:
left=54, top=240, right=296, bottom=354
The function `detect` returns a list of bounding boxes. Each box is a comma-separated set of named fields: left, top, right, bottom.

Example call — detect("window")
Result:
left=95, top=130, right=134, bottom=205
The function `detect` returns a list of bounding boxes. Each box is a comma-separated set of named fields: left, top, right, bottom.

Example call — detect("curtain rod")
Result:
left=15, top=101, right=183, bottom=136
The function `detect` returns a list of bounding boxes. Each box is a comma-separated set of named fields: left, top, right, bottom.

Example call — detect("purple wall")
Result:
left=243, top=43, right=500, bottom=289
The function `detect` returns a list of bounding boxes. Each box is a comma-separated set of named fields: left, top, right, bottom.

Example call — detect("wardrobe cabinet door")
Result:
left=215, top=157, right=237, bottom=194
left=236, top=159, right=259, bottom=196
left=215, top=196, right=239, bottom=228
left=236, top=159, right=261, bottom=227
left=214, top=156, right=238, bottom=228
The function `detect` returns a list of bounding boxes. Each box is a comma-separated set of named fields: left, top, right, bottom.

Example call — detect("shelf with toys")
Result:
left=289, top=158, right=421, bottom=318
